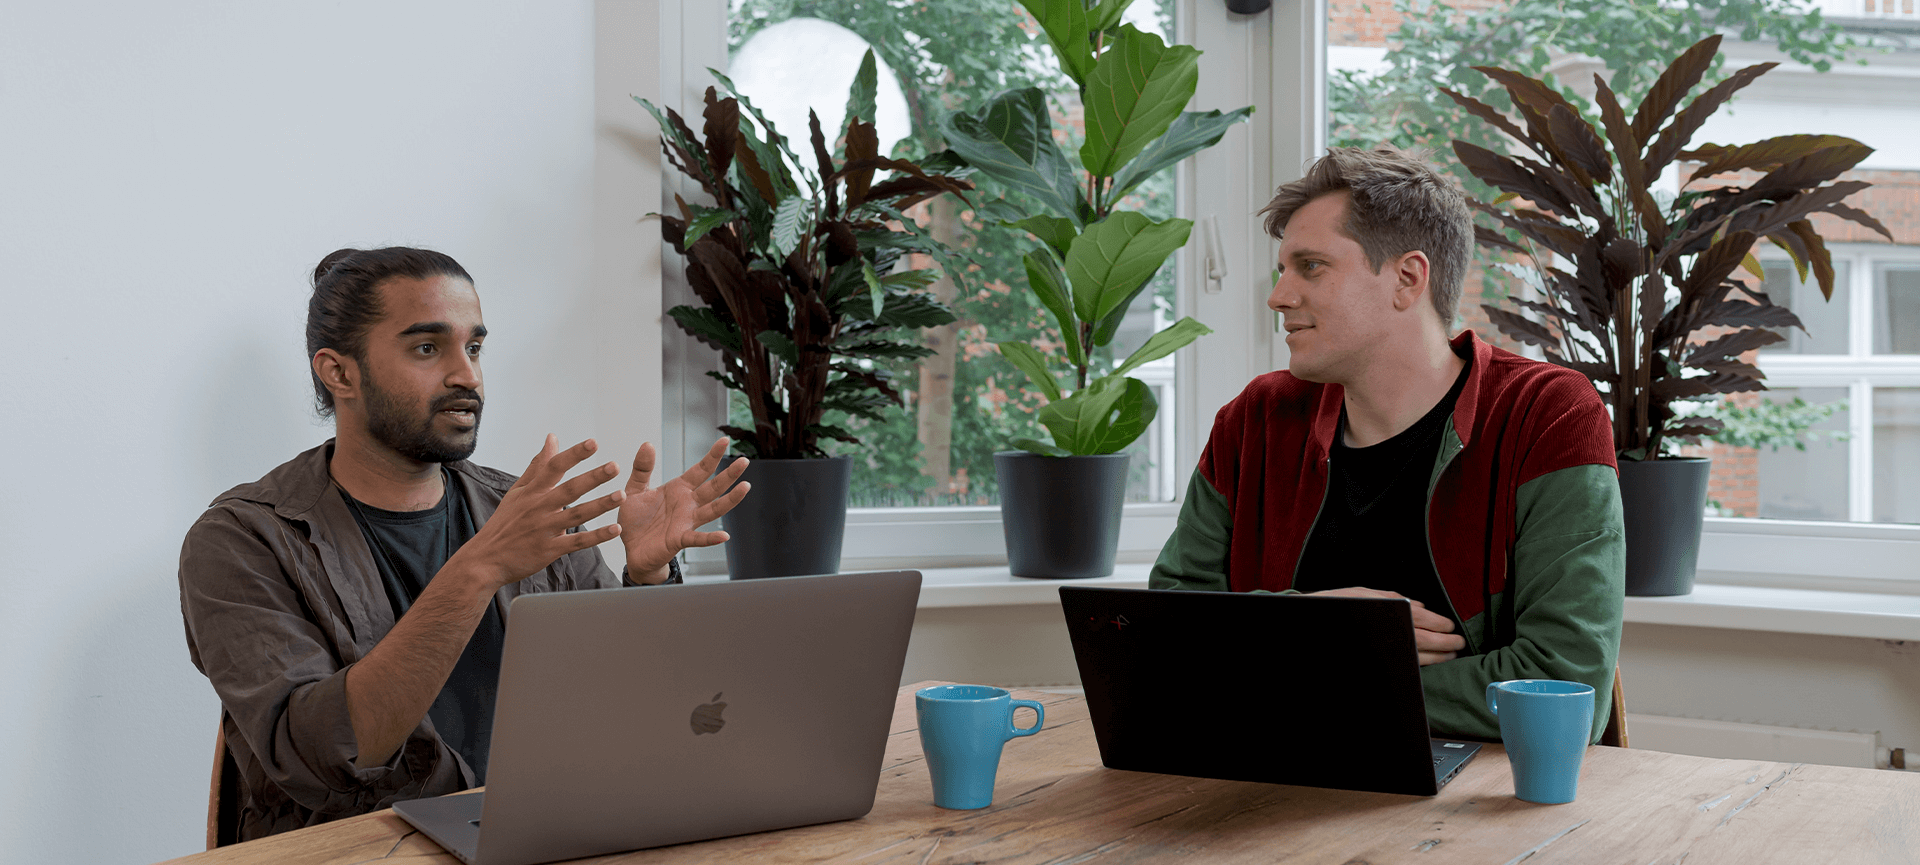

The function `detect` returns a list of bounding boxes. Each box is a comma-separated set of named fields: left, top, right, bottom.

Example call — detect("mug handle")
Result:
left=1007, top=699, right=1045, bottom=739
left=1486, top=682, right=1501, bottom=716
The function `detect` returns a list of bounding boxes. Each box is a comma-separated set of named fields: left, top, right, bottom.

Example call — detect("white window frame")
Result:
left=1699, top=242, right=1920, bottom=590
left=659, top=0, right=1322, bottom=573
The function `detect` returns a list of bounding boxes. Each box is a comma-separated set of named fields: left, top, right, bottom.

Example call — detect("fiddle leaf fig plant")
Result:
left=637, top=51, right=975, bottom=459
left=938, top=0, right=1249, bottom=457
left=1453, top=34, right=1890, bottom=461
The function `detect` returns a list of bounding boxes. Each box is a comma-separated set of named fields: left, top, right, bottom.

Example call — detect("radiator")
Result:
left=1626, top=713, right=1892, bottom=769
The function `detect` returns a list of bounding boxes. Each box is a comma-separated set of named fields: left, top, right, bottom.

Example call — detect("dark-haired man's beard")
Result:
left=361, top=373, right=483, bottom=464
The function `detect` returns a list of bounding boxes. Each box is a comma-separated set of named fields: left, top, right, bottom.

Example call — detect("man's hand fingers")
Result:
left=627, top=442, right=657, bottom=494
left=695, top=458, right=750, bottom=501
left=1415, top=628, right=1466, bottom=654
left=1417, top=651, right=1458, bottom=667
left=553, top=461, right=620, bottom=505
left=692, top=482, right=751, bottom=525
left=514, top=434, right=562, bottom=488
left=561, top=489, right=625, bottom=527
left=681, top=436, right=733, bottom=484
left=679, top=528, right=730, bottom=549
left=542, top=438, right=601, bottom=481
left=557, top=522, right=623, bottom=554
left=1410, top=606, right=1457, bottom=633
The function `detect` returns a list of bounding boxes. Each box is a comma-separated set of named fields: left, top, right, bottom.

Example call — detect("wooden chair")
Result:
left=1600, top=667, right=1630, bottom=748
left=207, top=721, right=242, bottom=850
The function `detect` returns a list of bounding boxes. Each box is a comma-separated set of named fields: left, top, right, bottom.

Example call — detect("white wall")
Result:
left=0, top=2, right=662, bottom=862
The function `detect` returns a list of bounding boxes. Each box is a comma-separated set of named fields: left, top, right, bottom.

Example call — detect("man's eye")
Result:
left=414, top=343, right=437, bottom=356
left=466, top=343, right=483, bottom=358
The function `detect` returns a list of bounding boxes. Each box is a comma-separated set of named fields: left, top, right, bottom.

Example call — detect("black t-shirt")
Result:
left=1294, top=356, right=1471, bottom=630
left=342, top=471, right=505, bottom=782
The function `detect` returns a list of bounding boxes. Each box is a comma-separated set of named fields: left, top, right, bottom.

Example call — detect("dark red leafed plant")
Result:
left=1448, top=34, right=1891, bottom=460
left=636, top=53, right=974, bottom=459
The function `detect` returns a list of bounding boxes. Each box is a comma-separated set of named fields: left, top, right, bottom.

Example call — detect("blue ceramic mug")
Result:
left=1486, top=679, right=1596, bottom=804
left=915, top=684, right=1045, bottom=809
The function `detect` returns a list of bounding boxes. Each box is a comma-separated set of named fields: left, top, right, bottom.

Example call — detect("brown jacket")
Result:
left=178, top=441, right=617, bottom=841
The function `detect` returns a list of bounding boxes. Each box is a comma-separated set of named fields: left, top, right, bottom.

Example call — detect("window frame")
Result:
left=1701, top=242, right=1920, bottom=587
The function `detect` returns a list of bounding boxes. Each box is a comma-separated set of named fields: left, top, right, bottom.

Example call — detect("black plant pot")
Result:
left=1617, top=457, right=1710, bottom=597
left=994, top=451, right=1130, bottom=579
left=719, top=455, right=851, bottom=580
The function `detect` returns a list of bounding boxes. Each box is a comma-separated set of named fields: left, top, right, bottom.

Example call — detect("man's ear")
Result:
left=1390, top=250, right=1432, bottom=313
left=313, top=349, right=360, bottom=407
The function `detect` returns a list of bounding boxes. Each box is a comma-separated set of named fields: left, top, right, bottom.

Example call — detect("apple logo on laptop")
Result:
left=691, top=693, right=727, bottom=735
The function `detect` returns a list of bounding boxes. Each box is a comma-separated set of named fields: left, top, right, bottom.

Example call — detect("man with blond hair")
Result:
left=1150, top=147, right=1625, bottom=742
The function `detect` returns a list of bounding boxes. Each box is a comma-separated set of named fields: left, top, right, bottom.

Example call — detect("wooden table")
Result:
left=164, top=682, right=1920, bottom=865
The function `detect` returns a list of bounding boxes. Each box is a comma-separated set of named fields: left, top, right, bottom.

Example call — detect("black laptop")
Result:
left=1058, top=586, right=1479, bottom=796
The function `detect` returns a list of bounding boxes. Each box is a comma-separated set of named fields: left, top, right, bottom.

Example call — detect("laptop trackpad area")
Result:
left=1432, top=739, right=1480, bottom=787
left=392, top=791, right=485, bottom=865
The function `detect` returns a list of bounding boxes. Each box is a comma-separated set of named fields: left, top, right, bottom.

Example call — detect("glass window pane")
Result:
left=1874, top=388, right=1920, bottom=524
left=1757, top=261, right=1851, bottom=356
left=1874, top=264, right=1920, bottom=355
left=725, top=0, right=1182, bottom=507
left=1753, top=387, right=1852, bottom=521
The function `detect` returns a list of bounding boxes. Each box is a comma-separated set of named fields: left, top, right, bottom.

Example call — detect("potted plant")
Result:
left=937, top=0, right=1250, bottom=578
left=1451, top=34, right=1889, bottom=595
left=638, top=53, right=974, bottom=579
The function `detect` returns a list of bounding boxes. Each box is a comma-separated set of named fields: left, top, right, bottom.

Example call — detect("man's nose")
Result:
left=446, top=352, right=481, bottom=390
left=1268, top=275, right=1299, bottom=312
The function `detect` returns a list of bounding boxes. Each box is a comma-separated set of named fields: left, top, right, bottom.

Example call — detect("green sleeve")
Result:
left=1148, top=470, right=1233, bottom=592
left=1420, top=463, right=1626, bottom=743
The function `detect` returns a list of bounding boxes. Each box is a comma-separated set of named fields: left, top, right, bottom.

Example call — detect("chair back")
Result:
left=1600, top=667, right=1630, bottom=748
left=207, top=720, right=242, bottom=849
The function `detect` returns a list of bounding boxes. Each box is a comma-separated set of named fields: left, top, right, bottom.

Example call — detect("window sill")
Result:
left=688, top=566, right=1920, bottom=642
left=1624, top=579, right=1920, bottom=642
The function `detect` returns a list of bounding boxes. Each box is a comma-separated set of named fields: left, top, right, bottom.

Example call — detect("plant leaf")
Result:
left=1547, top=103, right=1612, bottom=185
left=1645, top=61, right=1777, bottom=178
left=756, top=330, right=798, bottom=366
left=1088, top=0, right=1135, bottom=32
left=682, top=206, right=739, bottom=248
left=998, top=341, right=1062, bottom=402
left=668, top=305, right=742, bottom=353
left=1483, top=306, right=1560, bottom=351
left=1013, top=437, right=1074, bottom=458
left=1065, top=211, right=1193, bottom=324
left=1038, top=376, right=1157, bottom=455
left=1682, top=134, right=1866, bottom=183
left=1108, top=107, right=1254, bottom=202
left=1080, top=26, right=1201, bottom=179
left=1022, top=249, right=1083, bottom=366
left=771, top=195, right=808, bottom=259
left=1112, top=316, right=1213, bottom=377
left=1010, top=215, right=1079, bottom=260
left=1786, top=219, right=1837, bottom=302
left=938, top=88, right=1086, bottom=225
left=874, top=291, right=956, bottom=329
left=1017, top=0, right=1096, bottom=84
left=860, top=260, right=884, bottom=319
left=1686, top=328, right=1785, bottom=365
left=843, top=50, right=878, bottom=130
left=1631, top=34, right=1722, bottom=150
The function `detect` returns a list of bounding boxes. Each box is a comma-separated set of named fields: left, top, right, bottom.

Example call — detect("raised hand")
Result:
left=1306, top=586, right=1467, bottom=666
left=445, top=435, right=626, bottom=591
left=618, top=436, right=752, bottom=582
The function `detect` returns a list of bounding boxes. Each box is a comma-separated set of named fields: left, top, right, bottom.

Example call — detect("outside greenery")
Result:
left=727, top=0, right=1177, bottom=506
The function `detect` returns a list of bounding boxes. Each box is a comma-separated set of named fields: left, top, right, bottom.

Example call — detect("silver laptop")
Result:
left=392, top=570, right=922, bottom=865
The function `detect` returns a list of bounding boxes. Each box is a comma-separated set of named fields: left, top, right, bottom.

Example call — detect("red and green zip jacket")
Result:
left=1149, top=330, right=1626, bottom=742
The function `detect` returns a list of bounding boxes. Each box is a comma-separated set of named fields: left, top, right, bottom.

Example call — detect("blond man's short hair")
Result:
left=1259, top=147, right=1474, bottom=324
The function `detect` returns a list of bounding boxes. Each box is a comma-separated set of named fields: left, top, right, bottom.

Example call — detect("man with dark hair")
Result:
left=1150, top=148, right=1625, bottom=742
left=179, top=248, right=750, bottom=841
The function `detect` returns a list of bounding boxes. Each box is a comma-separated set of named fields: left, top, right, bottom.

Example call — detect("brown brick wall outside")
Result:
left=1330, top=0, right=1508, bottom=48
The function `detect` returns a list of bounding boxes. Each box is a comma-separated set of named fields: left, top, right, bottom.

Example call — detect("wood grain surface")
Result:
left=163, top=682, right=1920, bottom=865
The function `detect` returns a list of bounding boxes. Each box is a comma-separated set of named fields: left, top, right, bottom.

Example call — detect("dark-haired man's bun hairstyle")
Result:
left=306, top=247, right=473, bottom=417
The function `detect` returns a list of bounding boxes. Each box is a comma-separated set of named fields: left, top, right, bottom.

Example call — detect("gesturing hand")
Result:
left=1306, top=586, right=1467, bottom=666
left=618, top=436, right=752, bottom=582
left=450, top=435, right=627, bottom=591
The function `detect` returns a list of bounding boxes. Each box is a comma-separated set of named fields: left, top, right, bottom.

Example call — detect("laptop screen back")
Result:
left=1059, top=587, right=1443, bottom=796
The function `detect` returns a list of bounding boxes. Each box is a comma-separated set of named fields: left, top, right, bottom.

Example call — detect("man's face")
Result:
left=354, top=274, right=487, bottom=464
left=1268, top=191, right=1406, bottom=384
